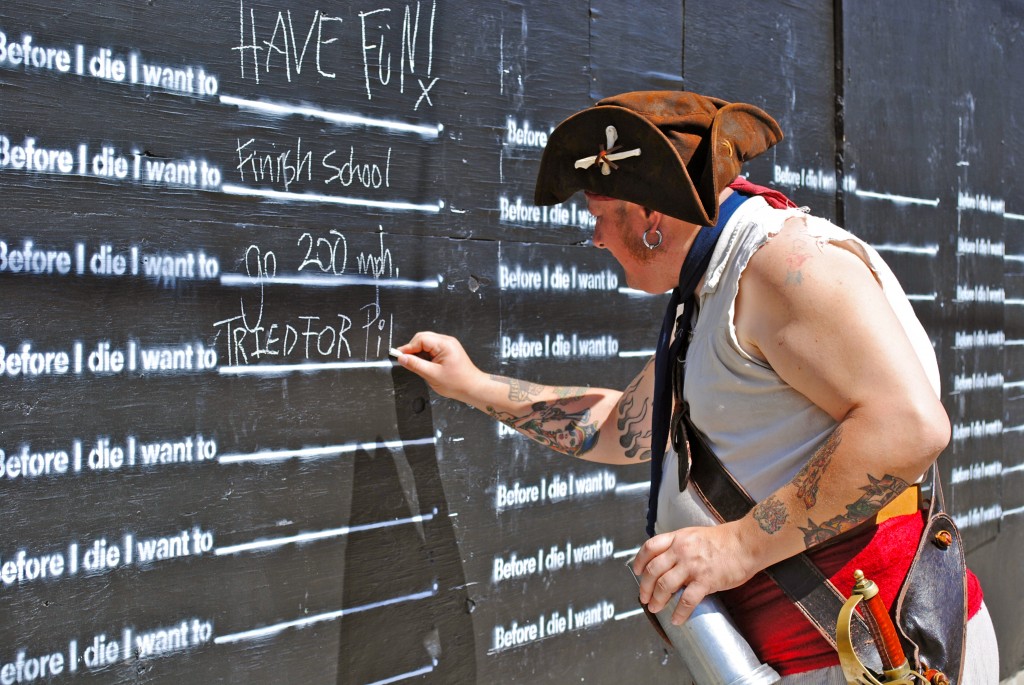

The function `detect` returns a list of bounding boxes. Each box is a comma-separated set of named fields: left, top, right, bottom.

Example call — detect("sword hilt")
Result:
left=852, top=570, right=911, bottom=681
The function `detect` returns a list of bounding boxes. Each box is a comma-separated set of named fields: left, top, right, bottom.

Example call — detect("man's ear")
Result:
left=644, top=208, right=664, bottom=231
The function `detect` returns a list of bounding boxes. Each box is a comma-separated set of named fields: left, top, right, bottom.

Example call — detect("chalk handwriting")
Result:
left=235, top=137, right=391, bottom=193
left=359, top=2, right=439, bottom=108
left=234, top=1, right=440, bottom=110
left=298, top=230, right=349, bottom=274
left=235, top=3, right=343, bottom=83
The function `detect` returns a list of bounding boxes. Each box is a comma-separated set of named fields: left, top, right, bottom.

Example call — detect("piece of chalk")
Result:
left=389, top=347, right=403, bottom=359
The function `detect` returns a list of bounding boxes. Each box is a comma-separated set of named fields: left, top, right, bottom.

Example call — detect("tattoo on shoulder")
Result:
left=799, top=473, right=909, bottom=547
left=784, top=235, right=813, bottom=286
left=753, top=495, right=789, bottom=535
left=792, top=426, right=843, bottom=510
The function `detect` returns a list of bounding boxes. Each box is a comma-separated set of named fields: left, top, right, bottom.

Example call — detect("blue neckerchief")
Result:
left=646, top=191, right=749, bottom=537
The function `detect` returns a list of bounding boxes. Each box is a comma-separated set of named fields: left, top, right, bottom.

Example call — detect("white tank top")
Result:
left=655, top=196, right=940, bottom=534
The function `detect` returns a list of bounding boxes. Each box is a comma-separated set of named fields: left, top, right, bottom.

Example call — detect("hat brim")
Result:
left=534, top=105, right=710, bottom=225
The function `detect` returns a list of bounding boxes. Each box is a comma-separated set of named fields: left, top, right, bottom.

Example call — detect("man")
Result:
left=394, top=92, right=996, bottom=682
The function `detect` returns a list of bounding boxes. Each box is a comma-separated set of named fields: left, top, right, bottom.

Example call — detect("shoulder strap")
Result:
left=647, top=190, right=749, bottom=536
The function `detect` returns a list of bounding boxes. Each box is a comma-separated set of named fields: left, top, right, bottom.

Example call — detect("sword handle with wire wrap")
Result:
left=852, top=570, right=912, bottom=681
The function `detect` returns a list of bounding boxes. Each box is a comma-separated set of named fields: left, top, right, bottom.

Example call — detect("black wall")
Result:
left=0, top=1, right=1020, bottom=683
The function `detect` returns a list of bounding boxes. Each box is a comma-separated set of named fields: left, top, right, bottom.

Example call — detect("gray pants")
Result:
left=779, top=602, right=999, bottom=685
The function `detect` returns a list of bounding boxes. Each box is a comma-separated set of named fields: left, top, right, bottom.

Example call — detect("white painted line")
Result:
left=1002, top=424, right=1024, bottom=433
left=906, top=293, right=938, bottom=302
left=1005, top=299, right=1024, bottom=306
left=854, top=189, right=940, bottom=207
left=1002, top=505, right=1024, bottom=518
left=219, top=273, right=440, bottom=289
left=219, top=95, right=442, bottom=137
left=213, top=584, right=437, bottom=644
left=1005, top=212, right=1024, bottom=222
left=214, top=510, right=437, bottom=555
left=614, top=481, right=650, bottom=495
left=218, top=360, right=393, bottom=375
left=871, top=243, right=940, bottom=257
left=614, top=608, right=646, bottom=621
left=221, top=184, right=443, bottom=213
left=618, top=350, right=656, bottom=358
left=364, top=662, right=437, bottom=685
left=218, top=437, right=436, bottom=464
left=1002, top=463, right=1024, bottom=474
left=612, top=547, right=640, bottom=560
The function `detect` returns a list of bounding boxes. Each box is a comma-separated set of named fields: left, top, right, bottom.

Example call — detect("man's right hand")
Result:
left=393, top=331, right=488, bottom=404
left=395, top=332, right=656, bottom=465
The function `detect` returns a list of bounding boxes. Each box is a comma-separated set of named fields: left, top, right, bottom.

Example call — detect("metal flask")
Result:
left=629, top=563, right=780, bottom=685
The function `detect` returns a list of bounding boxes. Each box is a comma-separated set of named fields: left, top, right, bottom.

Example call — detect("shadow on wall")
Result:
left=336, top=367, right=477, bottom=684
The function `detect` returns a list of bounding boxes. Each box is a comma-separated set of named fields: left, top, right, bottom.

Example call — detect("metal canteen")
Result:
left=628, top=561, right=780, bottom=685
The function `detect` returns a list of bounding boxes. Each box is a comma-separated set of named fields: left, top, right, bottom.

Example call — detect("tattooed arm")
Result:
left=394, top=331, right=656, bottom=464
left=635, top=217, right=949, bottom=624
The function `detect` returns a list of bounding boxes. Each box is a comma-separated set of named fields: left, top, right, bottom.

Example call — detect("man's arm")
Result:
left=394, top=331, right=656, bottom=464
left=634, top=218, right=950, bottom=624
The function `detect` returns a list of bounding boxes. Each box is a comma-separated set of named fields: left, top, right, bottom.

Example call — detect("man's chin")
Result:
left=623, top=274, right=662, bottom=295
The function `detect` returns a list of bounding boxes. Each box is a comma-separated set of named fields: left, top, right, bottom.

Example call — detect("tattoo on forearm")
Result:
left=485, top=399, right=599, bottom=457
left=616, top=367, right=653, bottom=460
left=792, top=426, right=843, bottom=509
left=488, top=375, right=588, bottom=403
left=488, top=375, right=544, bottom=402
left=753, top=495, right=789, bottom=534
left=799, top=473, right=909, bottom=546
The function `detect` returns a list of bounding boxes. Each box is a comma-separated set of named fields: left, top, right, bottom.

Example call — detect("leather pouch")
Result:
left=895, top=470, right=968, bottom=683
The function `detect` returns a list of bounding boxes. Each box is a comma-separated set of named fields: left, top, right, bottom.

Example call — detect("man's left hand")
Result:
left=632, top=521, right=757, bottom=625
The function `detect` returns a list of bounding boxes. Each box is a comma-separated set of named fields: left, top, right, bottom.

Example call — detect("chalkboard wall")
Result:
left=1, top=1, right=1021, bottom=683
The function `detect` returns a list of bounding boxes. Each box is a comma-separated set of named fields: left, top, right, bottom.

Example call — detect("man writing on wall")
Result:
left=394, top=92, right=996, bottom=682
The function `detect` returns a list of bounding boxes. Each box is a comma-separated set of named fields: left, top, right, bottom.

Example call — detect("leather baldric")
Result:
left=679, top=411, right=886, bottom=673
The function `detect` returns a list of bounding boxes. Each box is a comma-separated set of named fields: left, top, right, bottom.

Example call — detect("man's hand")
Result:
left=632, top=521, right=759, bottom=625
left=393, top=331, right=487, bottom=404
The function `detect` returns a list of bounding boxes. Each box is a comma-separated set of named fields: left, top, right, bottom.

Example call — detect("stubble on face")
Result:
left=614, top=204, right=658, bottom=265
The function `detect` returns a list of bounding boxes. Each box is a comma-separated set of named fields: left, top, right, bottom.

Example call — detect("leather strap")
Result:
left=681, top=412, right=887, bottom=673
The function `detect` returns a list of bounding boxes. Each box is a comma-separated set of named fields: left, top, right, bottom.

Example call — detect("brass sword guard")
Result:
left=837, top=571, right=945, bottom=685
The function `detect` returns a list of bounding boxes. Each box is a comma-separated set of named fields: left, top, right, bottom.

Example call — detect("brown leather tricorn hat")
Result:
left=534, top=91, right=783, bottom=226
